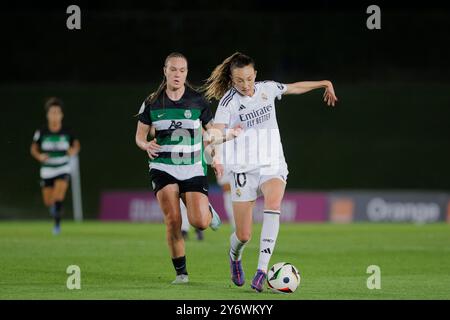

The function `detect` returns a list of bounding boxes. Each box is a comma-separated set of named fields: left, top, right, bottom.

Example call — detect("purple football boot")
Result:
left=230, top=257, right=245, bottom=286
left=250, top=269, right=267, bottom=292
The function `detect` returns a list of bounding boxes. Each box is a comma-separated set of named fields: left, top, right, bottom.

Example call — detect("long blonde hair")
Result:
left=202, top=52, right=255, bottom=101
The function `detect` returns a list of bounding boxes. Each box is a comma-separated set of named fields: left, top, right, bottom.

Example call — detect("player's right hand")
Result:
left=144, top=138, right=160, bottom=160
left=323, top=81, right=338, bottom=107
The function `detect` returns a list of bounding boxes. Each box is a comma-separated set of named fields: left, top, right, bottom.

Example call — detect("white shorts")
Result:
left=230, top=164, right=288, bottom=202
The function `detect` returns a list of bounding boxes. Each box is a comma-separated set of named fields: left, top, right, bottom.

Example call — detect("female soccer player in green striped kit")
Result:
left=135, top=52, right=239, bottom=284
left=30, top=97, right=81, bottom=235
left=204, top=52, right=338, bottom=292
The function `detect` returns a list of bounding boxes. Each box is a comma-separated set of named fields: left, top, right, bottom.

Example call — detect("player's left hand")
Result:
left=323, top=81, right=338, bottom=107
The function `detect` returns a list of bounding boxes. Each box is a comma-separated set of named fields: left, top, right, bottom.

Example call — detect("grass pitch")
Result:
left=0, top=221, right=449, bottom=300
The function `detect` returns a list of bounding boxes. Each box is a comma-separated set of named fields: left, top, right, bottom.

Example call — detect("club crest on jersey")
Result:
left=184, top=109, right=192, bottom=119
left=236, top=189, right=241, bottom=197
left=261, top=93, right=268, bottom=101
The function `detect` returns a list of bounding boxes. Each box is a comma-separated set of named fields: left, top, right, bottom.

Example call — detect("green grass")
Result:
left=1, top=221, right=450, bottom=300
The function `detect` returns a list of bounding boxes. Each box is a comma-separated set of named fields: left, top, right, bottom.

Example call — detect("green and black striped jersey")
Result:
left=138, top=86, right=213, bottom=180
left=32, top=126, right=76, bottom=179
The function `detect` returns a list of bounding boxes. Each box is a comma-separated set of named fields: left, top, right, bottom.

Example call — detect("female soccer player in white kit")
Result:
left=204, top=52, right=338, bottom=292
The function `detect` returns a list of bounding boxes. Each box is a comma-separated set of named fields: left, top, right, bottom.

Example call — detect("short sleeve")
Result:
left=214, top=90, right=237, bottom=126
left=199, top=97, right=213, bottom=128
left=137, top=101, right=152, bottom=125
left=32, top=130, right=41, bottom=144
left=265, top=81, right=287, bottom=100
left=214, top=103, right=233, bottom=126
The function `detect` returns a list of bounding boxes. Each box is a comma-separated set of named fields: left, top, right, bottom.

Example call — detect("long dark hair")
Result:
left=202, top=52, right=255, bottom=101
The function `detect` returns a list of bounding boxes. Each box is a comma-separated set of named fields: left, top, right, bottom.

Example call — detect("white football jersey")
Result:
left=214, top=81, right=288, bottom=174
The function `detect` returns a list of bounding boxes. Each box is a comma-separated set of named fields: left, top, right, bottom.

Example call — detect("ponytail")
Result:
left=202, top=52, right=255, bottom=101
left=145, top=76, right=167, bottom=105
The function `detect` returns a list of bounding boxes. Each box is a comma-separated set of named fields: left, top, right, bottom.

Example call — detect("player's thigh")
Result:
left=41, top=187, right=54, bottom=207
left=184, top=192, right=210, bottom=227
left=260, top=178, right=286, bottom=211
left=156, top=184, right=182, bottom=227
left=53, top=178, right=69, bottom=200
left=179, top=174, right=210, bottom=226
left=232, top=200, right=255, bottom=242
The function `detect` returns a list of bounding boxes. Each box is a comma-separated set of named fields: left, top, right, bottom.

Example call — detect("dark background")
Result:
left=1, top=1, right=449, bottom=219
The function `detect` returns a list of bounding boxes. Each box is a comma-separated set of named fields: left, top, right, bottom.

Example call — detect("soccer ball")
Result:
left=267, top=262, right=301, bottom=293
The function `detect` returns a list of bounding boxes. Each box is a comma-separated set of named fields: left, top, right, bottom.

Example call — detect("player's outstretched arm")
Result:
left=285, top=80, right=338, bottom=107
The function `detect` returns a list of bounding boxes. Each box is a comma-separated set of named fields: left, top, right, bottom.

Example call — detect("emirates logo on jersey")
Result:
left=239, top=105, right=272, bottom=122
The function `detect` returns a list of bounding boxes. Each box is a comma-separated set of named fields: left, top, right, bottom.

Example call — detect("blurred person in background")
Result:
left=30, top=97, right=80, bottom=235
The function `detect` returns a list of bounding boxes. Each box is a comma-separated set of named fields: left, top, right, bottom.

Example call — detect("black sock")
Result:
left=49, top=205, right=56, bottom=217
left=172, top=256, right=188, bottom=276
left=54, top=201, right=63, bottom=227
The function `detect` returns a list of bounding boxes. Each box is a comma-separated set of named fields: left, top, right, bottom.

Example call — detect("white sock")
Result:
left=257, top=210, right=280, bottom=273
left=180, top=199, right=190, bottom=232
left=223, top=191, right=235, bottom=229
left=229, top=232, right=247, bottom=261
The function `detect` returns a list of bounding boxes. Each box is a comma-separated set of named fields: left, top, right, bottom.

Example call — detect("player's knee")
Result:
left=165, top=215, right=181, bottom=231
left=197, top=222, right=209, bottom=230
left=264, top=200, right=282, bottom=212
left=186, top=207, right=210, bottom=230
left=190, top=215, right=209, bottom=230
left=44, top=200, right=53, bottom=207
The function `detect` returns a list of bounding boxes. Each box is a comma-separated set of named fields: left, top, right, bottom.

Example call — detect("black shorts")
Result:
left=149, top=169, right=208, bottom=196
left=40, top=174, right=70, bottom=188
